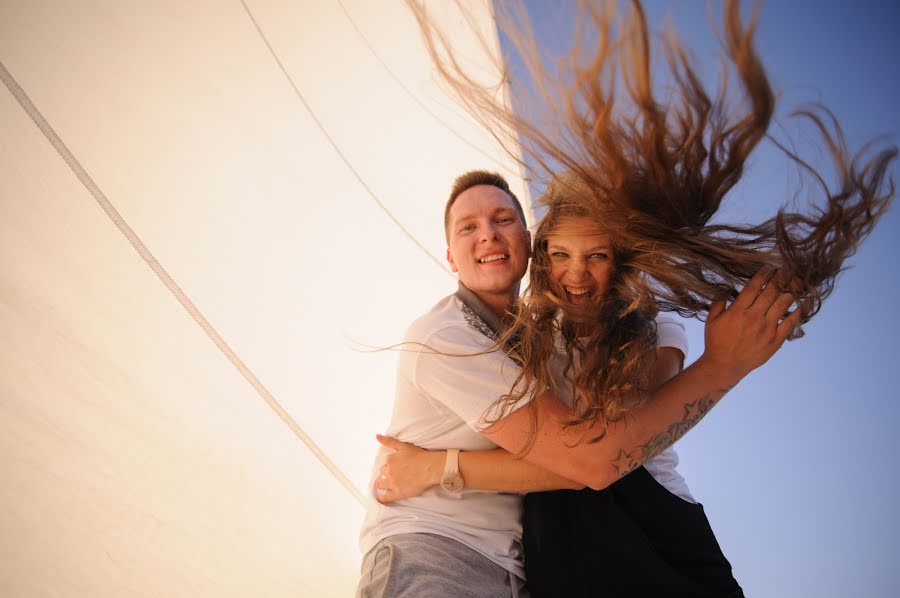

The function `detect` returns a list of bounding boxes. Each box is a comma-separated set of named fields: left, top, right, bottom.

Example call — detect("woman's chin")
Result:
left=566, top=293, right=591, bottom=306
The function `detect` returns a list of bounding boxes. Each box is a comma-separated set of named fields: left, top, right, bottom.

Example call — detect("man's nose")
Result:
left=479, top=222, right=500, bottom=242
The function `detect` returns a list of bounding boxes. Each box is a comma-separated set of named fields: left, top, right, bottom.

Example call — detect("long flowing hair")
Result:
left=500, top=183, right=660, bottom=437
left=410, top=0, right=896, bottom=438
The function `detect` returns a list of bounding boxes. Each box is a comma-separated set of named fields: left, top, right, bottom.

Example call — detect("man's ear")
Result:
left=446, top=247, right=459, bottom=273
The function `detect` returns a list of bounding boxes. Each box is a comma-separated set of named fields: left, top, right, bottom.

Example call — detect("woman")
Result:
left=380, top=0, right=894, bottom=595
left=376, top=192, right=743, bottom=597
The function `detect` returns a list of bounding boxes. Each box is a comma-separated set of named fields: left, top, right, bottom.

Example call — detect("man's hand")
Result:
left=700, top=266, right=802, bottom=387
left=374, top=435, right=444, bottom=504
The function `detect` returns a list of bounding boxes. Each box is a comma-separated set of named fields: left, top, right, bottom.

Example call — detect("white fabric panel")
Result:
left=1, top=87, right=362, bottom=596
left=0, top=0, right=527, bottom=595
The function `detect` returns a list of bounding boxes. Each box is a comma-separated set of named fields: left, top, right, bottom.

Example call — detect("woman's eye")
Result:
left=550, top=252, right=568, bottom=258
left=590, top=253, right=609, bottom=260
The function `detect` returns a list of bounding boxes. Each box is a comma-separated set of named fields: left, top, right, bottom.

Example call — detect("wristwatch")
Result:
left=440, top=448, right=465, bottom=493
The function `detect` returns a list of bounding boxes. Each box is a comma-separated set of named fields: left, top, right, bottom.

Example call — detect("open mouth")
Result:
left=564, top=286, right=594, bottom=302
left=478, top=254, right=509, bottom=264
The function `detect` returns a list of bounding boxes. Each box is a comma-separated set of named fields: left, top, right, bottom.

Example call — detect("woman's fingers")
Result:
left=375, top=489, right=396, bottom=504
left=766, top=290, right=797, bottom=322
left=733, top=267, right=799, bottom=324
left=372, top=438, right=447, bottom=503
left=730, top=266, right=775, bottom=311
left=376, top=434, right=404, bottom=452
left=708, top=297, right=727, bottom=322
left=375, top=466, right=397, bottom=503
left=775, top=307, right=803, bottom=344
left=750, top=272, right=782, bottom=314
left=702, top=266, right=800, bottom=383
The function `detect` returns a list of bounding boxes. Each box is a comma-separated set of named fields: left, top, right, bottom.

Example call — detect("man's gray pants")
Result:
left=357, top=533, right=529, bottom=598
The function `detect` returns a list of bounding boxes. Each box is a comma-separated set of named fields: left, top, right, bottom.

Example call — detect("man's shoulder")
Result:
left=404, top=294, right=464, bottom=340
left=403, top=293, right=494, bottom=351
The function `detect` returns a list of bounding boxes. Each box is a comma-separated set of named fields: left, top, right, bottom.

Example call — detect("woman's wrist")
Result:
left=429, top=450, right=447, bottom=486
left=691, top=353, right=743, bottom=391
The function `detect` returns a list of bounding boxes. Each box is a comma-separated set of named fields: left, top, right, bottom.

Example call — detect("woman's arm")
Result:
left=483, top=268, right=800, bottom=491
left=374, top=436, right=582, bottom=502
left=374, top=347, right=685, bottom=502
left=651, top=346, right=684, bottom=389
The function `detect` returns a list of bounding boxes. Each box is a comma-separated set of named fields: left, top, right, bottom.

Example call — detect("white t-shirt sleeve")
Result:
left=655, top=314, right=688, bottom=358
left=413, top=325, right=531, bottom=429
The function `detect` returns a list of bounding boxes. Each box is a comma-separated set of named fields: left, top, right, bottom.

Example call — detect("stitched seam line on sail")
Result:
left=0, top=60, right=366, bottom=507
left=335, top=0, right=517, bottom=176
left=240, top=0, right=451, bottom=275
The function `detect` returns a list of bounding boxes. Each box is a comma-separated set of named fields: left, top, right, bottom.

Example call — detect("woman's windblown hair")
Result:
left=409, top=0, right=895, bottom=434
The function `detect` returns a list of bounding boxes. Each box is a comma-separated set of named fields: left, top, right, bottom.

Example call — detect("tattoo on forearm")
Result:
left=611, top=388, right=731, bottom=477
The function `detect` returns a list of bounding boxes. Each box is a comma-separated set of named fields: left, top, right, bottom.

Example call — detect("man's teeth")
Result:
left=478, top=254, right=508, bottom=263
left=566, top=287, right=591, bottom=296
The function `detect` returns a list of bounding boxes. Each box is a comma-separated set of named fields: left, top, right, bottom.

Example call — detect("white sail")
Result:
left=0, top=1, right=528, bottom=596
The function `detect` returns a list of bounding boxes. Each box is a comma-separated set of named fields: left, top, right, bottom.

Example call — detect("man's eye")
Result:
left=496, top=217, right=514, bottom=224
left=461, top=224, right=475, bottom=232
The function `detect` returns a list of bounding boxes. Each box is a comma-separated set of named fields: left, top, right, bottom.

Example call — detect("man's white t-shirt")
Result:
left=359, top=289, right=693, bottom=578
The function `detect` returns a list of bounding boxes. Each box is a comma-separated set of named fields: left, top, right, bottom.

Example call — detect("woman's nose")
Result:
left=568, top=258, right=587, bottom=277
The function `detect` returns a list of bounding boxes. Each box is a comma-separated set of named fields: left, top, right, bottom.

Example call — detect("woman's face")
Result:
left=545, top=217, right=615, bottom=306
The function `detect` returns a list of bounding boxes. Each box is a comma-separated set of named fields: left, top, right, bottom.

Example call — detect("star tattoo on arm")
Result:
left=610, top=388, right=729, bottom=478
left=611, top=448, right=641, bottom=475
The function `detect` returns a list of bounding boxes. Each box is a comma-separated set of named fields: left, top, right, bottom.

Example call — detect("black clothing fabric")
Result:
left=523, top=466, right=744, bottom=598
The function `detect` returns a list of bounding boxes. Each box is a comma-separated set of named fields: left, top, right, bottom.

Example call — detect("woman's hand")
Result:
left=701, top=266, right=802, bottom=387
left=374, top=435, right=445, bottom=504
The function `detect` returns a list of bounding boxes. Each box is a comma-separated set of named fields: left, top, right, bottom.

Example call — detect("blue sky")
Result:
left=504, top=2, right=900, bottom=596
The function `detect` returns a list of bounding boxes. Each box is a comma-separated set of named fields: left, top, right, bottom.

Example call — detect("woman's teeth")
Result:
left=565, top=287, right=591, bottom=296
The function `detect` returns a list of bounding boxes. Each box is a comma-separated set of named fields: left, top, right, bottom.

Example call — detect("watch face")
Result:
left=441, top=473, right=464, bottom=493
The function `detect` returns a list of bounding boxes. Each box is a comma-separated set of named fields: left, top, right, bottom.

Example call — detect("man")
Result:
left=357, top=170, right=798, bottom=597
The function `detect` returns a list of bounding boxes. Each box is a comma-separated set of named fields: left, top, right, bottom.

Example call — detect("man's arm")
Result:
left=374, top=347, right=683, bottom=501
left=483, top=267, right=799, bottom=491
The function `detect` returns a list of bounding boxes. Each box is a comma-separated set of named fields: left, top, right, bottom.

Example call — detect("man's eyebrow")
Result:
left=453, top=207, right=516, bottom=224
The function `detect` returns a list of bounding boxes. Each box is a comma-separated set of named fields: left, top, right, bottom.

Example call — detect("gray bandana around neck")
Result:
left=454, top=282, right=505, bottom=341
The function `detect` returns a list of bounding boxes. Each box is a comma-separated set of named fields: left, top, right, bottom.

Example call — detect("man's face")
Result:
left=446, top=185, right=531, bottom=297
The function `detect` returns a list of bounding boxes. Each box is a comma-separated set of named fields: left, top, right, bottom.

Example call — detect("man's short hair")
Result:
left=444, top=170, right=527, bottom=241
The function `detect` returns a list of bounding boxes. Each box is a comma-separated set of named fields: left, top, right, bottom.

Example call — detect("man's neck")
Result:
left=456, top=282, right=517, bottom=322
left=481, top=290, right=517, bottom=318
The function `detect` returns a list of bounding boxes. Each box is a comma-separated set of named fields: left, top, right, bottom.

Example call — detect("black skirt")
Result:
left=523, top=466, right=744, bottom=598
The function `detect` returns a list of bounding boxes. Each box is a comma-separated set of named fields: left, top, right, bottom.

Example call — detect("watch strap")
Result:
left=444, top=448, right=460, bottom=477
left=441, top=448, right=464, bottom=493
